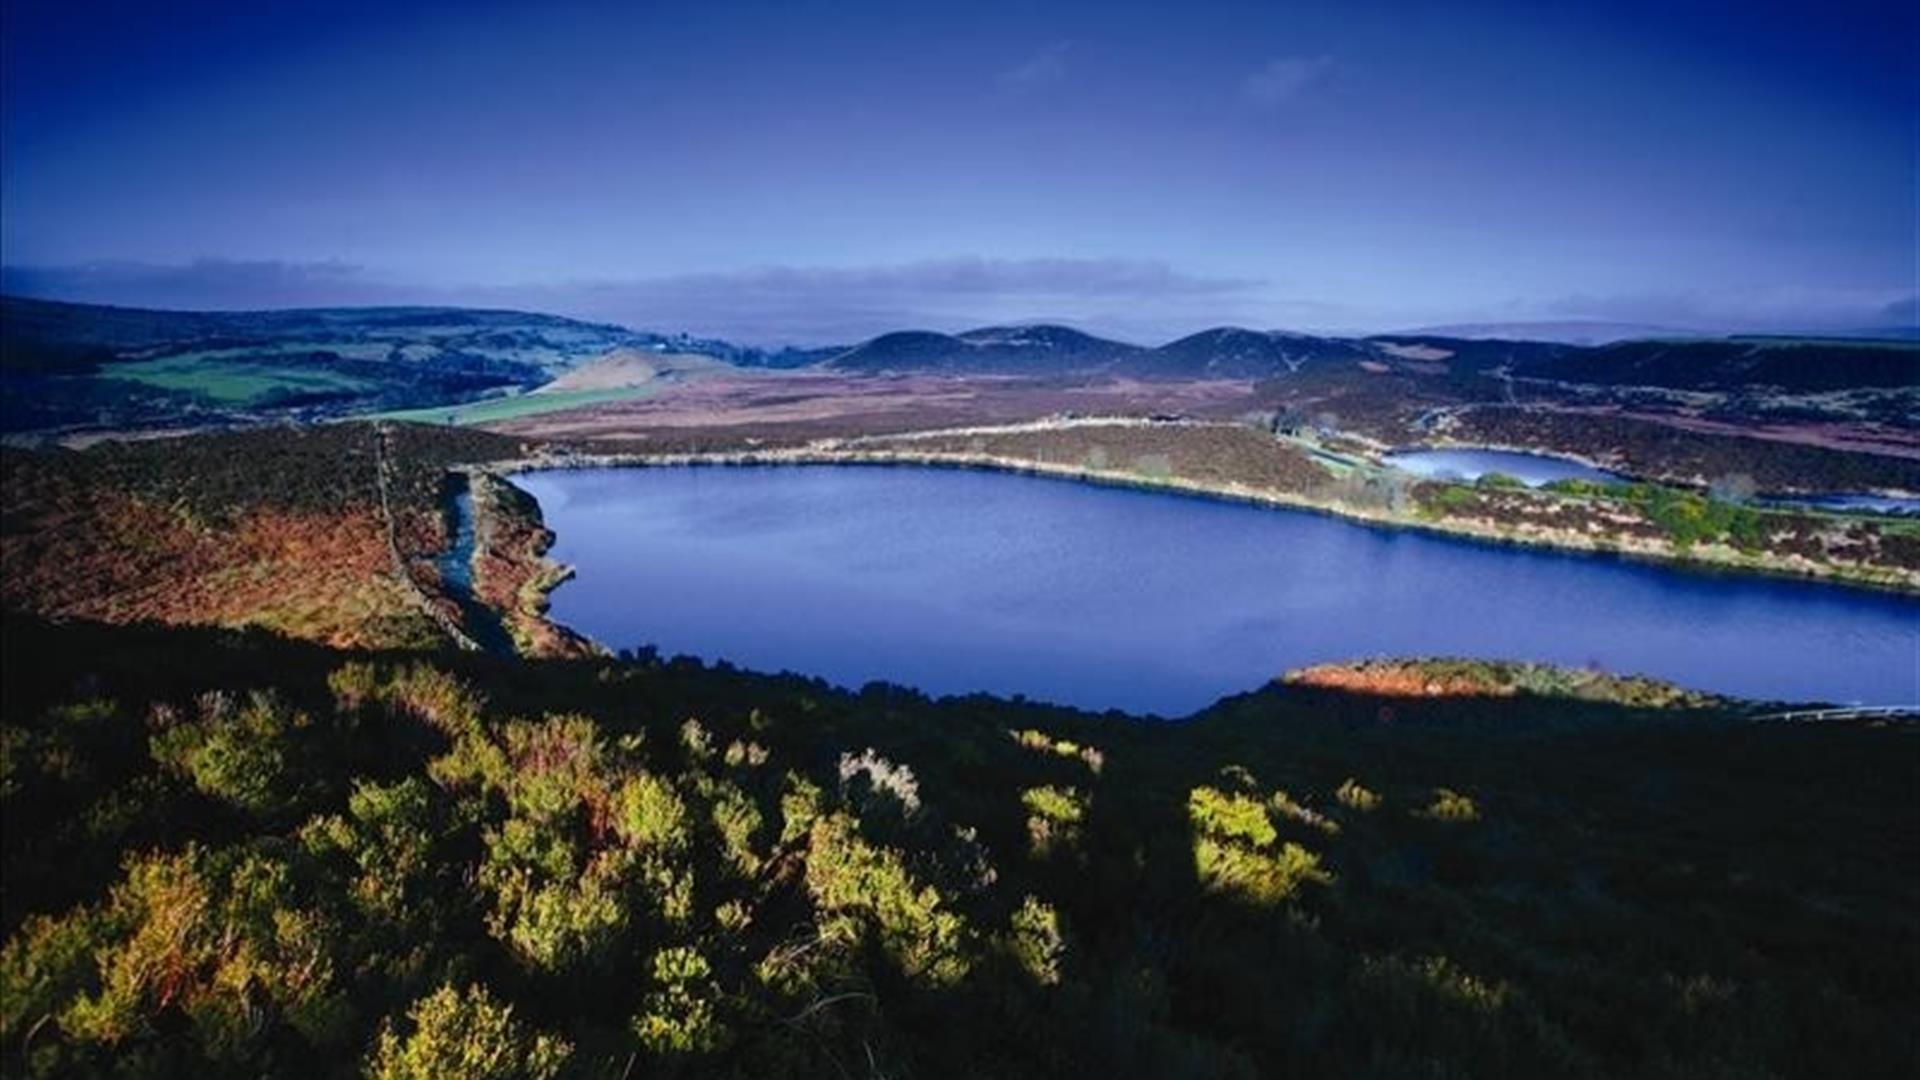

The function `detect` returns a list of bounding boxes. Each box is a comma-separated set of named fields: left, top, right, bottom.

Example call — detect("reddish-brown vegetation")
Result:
left=1450, top=406, right=1920, bottom=492
left=490, top=371, right=1257, bottom=444
left=866, top=423, right=1332, bottom=493
left=0, top=423, right=549, bottom=650
left=1282, top=658, right=1725, bottom=710
left=466, top=471, right=594, bottom=657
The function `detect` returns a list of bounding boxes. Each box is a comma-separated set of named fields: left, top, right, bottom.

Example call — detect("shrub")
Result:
left=1009, top=728, right=1105, bottom=773
left=480, top=819, right=633, bottom=974
left=1189, top=786, right=1332, bottom=904
left=368, top=982, right=571, bottom=1080
left=838, top=748, right=922, bottom=818
left=59, top=844, right=350, bottom=1060
left=299, top=776, right=446, bottom=928
left=706, top=779, right=766, bottom=875
left=1007, top=896, right=1067, bottom=986
left=1424, top=788, right=1480, bottom=823
left=334, top=663, right=485, bottom=736
left=804, top=814, right=971, bottom=985
left=1192, top=836, right=1332, bottom=905
left=149, top=690, right=311, bottom=817
left=0, top=906, right=120, bottom=1051
left=632, top=946, right=726, bottom=1055
left=1187, top=787, right=1278, bottom=848
left=1335, top=778, right=1382, bottom=812
left=779, top=771, right=826, bottom=845
left=614, top=771, right=692, bottom=854
left=1021, top=785, right=1088, bottom=857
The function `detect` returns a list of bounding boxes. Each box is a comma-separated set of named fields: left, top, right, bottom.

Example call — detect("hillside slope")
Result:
left=0, top=298, right=772, bottom=435
left=1516, top=337, right=1920, bottom=392
left=0, top=424, right=574, bottom=652
left=1, top=615, right=1912, bottom=1078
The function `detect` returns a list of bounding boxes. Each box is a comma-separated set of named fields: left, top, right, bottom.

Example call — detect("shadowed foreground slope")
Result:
left=2, top=617, right=1913, bottom=1078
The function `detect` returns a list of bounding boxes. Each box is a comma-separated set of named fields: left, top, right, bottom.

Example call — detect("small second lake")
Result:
left=513, top=465, right=1918, bottom=715
left=1382, top=447, right=1622, bottom=487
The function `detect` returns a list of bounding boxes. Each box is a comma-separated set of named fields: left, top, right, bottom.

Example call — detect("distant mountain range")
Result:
left=3, top=296, right=1915, bottom=435
left=818, top=322, right=1917, bottom=392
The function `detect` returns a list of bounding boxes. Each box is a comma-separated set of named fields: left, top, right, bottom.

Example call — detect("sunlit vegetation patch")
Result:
left=149, top=690, right=319, bottom=818
left=0, top=297, right=651, bottom=433
left=1009, top=727, right=1106, bottom=774
left=1421, top=788, right=1481, bottom=823
left=110, top=356, right=380, bottom=406
left=2, top=616, right=1915, bottom=1077
left=367, top=982, right=572, bottom=1080
left=1285, top=658, right=1730, bottom=709
left=1188, top=784, right=1334, bottom=904
left=372, top=385, right=663, bottom=427
left=1335, top=778, right=1382, bottom=812
left=1412, top=475, right=1920, bottom=582
left=1021, top=784, right=1088, bottom=857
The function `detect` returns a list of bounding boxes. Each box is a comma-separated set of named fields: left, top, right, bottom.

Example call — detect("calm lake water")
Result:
left=1383, top=448, right=1621, bottom=487
left=514, top=465, right=1919, bottom=716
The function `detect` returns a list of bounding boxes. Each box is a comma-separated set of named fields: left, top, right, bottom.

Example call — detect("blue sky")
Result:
left=2, top=0, right=1914, bottom=342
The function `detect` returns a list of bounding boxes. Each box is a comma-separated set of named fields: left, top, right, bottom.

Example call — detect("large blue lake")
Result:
left=513, top=466, right=1919, bottom=716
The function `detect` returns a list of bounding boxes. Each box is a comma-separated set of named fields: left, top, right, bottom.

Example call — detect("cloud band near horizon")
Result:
left=0, top=257, right=1912, bottom=346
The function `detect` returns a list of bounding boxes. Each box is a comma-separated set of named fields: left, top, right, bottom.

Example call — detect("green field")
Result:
left=111, top=357, right=378, bottom=404
left=372, top=384, right=662, bottom=425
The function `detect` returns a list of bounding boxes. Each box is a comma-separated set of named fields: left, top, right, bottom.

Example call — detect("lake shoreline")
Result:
left=468, top=446, right=1920, bottom=627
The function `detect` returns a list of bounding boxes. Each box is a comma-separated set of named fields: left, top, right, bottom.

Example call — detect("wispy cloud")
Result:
left=1537, top=285, right=1919, bottom=333
left=0, top=256, right=1272, bottom=345
left=1241, top=55, right=1332, bottom=108
left=1880, top=294, right=1919, bottom=327
left=0, top=258, right=387, bottom=310
left=538, top=257, right=1266, bottom=343
left=997, top=42, right=1071, bottom=93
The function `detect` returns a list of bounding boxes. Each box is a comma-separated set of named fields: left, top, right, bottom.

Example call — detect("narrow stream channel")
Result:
left=437, top=475, right=515, bottom=653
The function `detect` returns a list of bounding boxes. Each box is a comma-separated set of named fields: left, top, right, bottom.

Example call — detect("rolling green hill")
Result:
left=0, top=298, right=673, bottom=435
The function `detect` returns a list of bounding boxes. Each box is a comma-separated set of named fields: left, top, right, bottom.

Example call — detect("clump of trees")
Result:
left=1626, top=483, right=1770, bottom=552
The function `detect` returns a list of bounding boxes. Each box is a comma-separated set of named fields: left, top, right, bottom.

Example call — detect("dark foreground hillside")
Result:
left=2, top=617, right=1913, bottom=1079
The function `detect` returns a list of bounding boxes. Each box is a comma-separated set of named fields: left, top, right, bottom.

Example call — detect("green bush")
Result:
left=368, top=983, right=571, bottom=1080
left=632, top=946, right=726, bottom=1055
left=1424, top=788, right=1481, bottom=822
left=149, top=690, right=313, bottom=817
left=804, top=814, right=971, bottom=986
left=1335, top=778, right=1381, bottom=812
